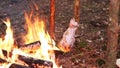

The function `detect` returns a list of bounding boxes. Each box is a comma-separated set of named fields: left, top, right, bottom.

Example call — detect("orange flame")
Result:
left=0, top=18, right=18, bottom=68
left=0, top=18, right=14, bottom=60
left=0, top=8, right=61, bottom=68
left=0, top=18, right=14, bottom=51
left=23, top=12, right=60, bottom=68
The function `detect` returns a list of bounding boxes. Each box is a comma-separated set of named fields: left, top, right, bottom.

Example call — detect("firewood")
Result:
left=0, top=58, right=7, bottom=63
left=0, top=49, right=53, bottom=68
left=9, top=63, right=29, bottom=68
left=58, top=18, right=79, bottom=52
left=2, top=49, right=12, bottom=58
left=18, top=55, right=53, bottom=68
left=0, top=58, right=28, bottom=68
left=19, top=41, right=41, bottom=53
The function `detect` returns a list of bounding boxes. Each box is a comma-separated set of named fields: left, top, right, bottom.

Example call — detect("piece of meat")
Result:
left=58, top=18, right=78, bottom=52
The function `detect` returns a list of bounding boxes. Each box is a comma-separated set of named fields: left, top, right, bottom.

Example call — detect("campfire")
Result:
left=0, top=12, right=61, bottom=68
left=0, top=2, right=79, bottom=68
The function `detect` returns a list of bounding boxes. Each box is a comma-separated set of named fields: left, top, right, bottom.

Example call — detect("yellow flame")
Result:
left=0, top=18, right=14, bottom=51
left=23, top=12, right=60, bottom=68
left=0, top=18, right=15, bottom=68
left=0, top=18, right=13, bottom=59
left=0, top=11, right=61, bottom=68
left=0, top=63, right=12, bottom=68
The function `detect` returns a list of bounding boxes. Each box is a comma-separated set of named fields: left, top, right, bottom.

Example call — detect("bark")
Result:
left=19, top=41, right=41, bottom=53
left=74, top=0, right=80, bottom=23
left=50, top=0, right=55, bottom=40
left=18, top=55, right=53, bottom=68
left=9, top=64, right=29, bottom=68
left=105, top=0, right=119, bottom=68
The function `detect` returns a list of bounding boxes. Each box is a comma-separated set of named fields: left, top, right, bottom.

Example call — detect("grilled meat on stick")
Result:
left=58, top=18, right=79, bottom=52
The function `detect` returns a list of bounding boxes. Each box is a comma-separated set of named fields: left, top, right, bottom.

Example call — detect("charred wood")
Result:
left=18, top=55, right=53, bottom=68
left=0, top=58, right=7, bottom=63
left=54, top=50, right=64, bottom=58
left=9, top=63, right=29, bottom=68
left=2, top=49, right=12, bottom=58
left=19, top=41, right=41, bottom=53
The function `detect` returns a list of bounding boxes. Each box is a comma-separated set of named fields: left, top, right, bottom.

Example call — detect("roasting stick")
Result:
left=58, top=0, right=80, bottom=52
left=50, top=0, right=55, bottom=40
left=58, top=18, right=79, bottom=52
left=74, top=0, right=80, bottom=22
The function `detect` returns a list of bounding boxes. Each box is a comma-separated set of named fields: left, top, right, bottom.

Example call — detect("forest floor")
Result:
left=0, top=0, right=118, bottom=68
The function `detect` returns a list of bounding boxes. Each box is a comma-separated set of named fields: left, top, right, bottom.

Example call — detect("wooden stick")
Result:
left=50, top=0, right=55, bottom=40
left=0, top=49, right=53, bottom=68
left=9, top=63, right=29, bottom=68
left=74, top=0, right=80, bottom=22
left=19, top=41, right=41, bottom=53
left=0, top=58, right=7, bottom=63
left=18, top=55, right=53, bottom=68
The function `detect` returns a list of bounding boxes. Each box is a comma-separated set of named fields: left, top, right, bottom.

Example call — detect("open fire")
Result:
left=0, top=2, right=78, bottom=67
left=0, top=11, right=61, bottom=68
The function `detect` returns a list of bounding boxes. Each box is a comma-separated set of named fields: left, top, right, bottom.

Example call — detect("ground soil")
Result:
left=0, top=0, right=117, bottom=68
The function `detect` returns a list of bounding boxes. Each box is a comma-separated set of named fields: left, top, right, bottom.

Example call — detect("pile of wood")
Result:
left=0, top=40, right=64, bottom=68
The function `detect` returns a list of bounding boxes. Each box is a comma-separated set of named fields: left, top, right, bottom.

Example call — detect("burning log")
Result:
left=9, top=63, right=29, bottom=68
left=0, top=58, right=7, bottom=64
left=2, top=49, right=12, bottom=58
left=19, top=41, right=41, bottom=53
left=0, top=57, right=29, bottom=68
left=0, top=49, right=53, bottom=68
left=18, top=55, right=53, bottom=68
left=58, top=18, right=79, bottom=52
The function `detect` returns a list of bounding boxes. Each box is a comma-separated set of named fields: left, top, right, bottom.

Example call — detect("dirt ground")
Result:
left=0, top=0, right=114, bottom=68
